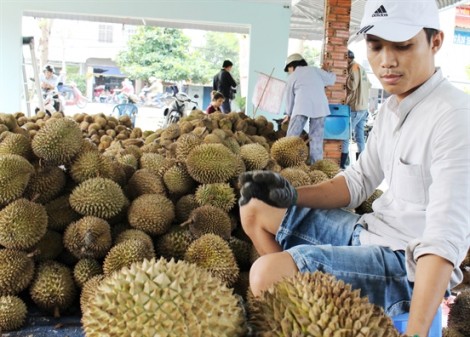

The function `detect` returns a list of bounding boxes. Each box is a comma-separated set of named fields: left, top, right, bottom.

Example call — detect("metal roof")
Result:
left=24, top=0, right=469, bottom=41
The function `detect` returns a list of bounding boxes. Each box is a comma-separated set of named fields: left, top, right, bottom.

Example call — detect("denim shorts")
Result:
left=276, top=205, right=413, bottom=316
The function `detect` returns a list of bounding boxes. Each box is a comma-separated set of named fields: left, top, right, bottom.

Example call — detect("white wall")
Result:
left=0, top=0, right=291, bottom=114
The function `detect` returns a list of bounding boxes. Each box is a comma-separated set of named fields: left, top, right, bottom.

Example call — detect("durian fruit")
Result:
left=63, top=216, right=112, bottom=259
left=80, top=274, right=105, bottom=313
left=443, top=327, right=465, bottom=337
left=183, top=205, right=232, bottom=240
left=240, top=143, right=270, bottom=170
left=184, top=234, right=239, bottom=287
left=114, top=229, right=155, bottom=256
left=0, top=154, right=34, bottom=206
left=128, top=194, right=175, bottom=236
left=311, top=158, right=341, bottom=179
left=73, top=258, right=103, bottom=288
left=0, top=248, right=35, bottom=296
left=31, top=117, right=83, bottom=164
left=0, top=131, right=33, bottom=159
left=0, top=198, right=48, bottom=250
left=308, top=169, right=329, bottom=185
left=186, top=143, right=240, bottom=184
left=81, top=257, right=247, bottom=337
left=162, top=163, right=196, bottom=196
left=103, top=239, right=155, bottom=276
left=175, top=194, right=199, bottom=223
left=154, top=226, right=195, bottom=261
left=447, top=290, right=470, bottom=335
left=139, top=152, right=166, bottom=175
left=195, top=183, right=236, bottom=212
left=23, top=165, right=67, bottom=204
left=29, top=261, right=77, bottom=317
left=355, top=189, right=384, bottom=215
left=125, top=169, right=166, bottom=199
left=69, top=177, right=127, bottom=219
left=69, top=150, right=115, bottom=183
left=0, top=295, right=27, bottom=332
left=279, top=167, right=311, bottom=187
left=228, top=237, right=253, bottom=271
left=44, top=194, right=81, bottom=232
left=248, top=271, right=400, bottom=337
left=270, top=136, right=309, bottom=167
left=32, top=229, right=64, bottom=262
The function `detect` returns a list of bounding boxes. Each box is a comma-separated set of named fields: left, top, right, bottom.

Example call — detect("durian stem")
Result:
left=53, top=306, right=61, bottom=318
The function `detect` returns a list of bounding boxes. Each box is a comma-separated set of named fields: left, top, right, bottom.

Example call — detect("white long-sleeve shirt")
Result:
left=341, top=69, right=470, bottom=288
left=285, top=66, right=336, bottom=119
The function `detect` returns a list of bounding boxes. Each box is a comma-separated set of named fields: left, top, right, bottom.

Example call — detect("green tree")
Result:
left=200, top=32, right=240, bottom=84
left=302, top=44, right=321, bottom=67
left=116, top=26, right=193, bottom=82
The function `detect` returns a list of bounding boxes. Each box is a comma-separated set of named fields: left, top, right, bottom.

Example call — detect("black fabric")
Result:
left=212, top=69, right=237, bottom=100
left=239, top=171, right=297, bottom=208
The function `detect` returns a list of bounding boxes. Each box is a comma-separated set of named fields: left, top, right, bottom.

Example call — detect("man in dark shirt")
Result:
left=212, top=60, right=237, bottom=113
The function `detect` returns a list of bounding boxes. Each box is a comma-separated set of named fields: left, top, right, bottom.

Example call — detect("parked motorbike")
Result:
left=162, top=92, right=198, bottom=127
left=35, top=89, right=64, bottom=116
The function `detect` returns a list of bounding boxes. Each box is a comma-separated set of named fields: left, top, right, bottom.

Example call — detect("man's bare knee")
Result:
left=249, top=252, right=298, bottom=297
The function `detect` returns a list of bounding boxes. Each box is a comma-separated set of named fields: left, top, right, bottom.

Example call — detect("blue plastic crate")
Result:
left=392, top=306, right=442, bottom=337
left=324, top=104, right=350, bottom=140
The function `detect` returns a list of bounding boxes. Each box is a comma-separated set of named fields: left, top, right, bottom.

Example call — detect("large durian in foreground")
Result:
left=0, top=198, right=48, bottom=250
left=248, top=271, right=399, bottom=337
left=0, top=295, right=27, bottom=332
left=69, top=177, right=127, bottom=219
left=0, top=154, right=34, bottom=206
left=31, top=117, right=83, bottom=164
left=81, top=257, right=246, bottom=337
left=270, top=136, right=309, bottom=167
left=186, top=143, right=240, bottom=184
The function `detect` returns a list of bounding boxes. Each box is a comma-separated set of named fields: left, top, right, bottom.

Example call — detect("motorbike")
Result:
left=59, top=82, right=88, bottom=109
left=162, top=92, right=198, bottom=127
left=35, top=89, right=64, bottom=116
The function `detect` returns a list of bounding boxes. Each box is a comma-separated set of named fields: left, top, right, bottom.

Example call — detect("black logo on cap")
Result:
left=372, top=5, right=388, bottom=17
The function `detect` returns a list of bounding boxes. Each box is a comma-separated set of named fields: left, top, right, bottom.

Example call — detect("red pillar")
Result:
left=322, top=0, right=352, bottom=164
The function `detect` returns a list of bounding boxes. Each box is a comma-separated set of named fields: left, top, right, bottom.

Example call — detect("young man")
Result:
left=212, top=60, right=237, bottom=113
left=238, top=1, right=470, bottom=336
left=340, top=50, right=372, bottom=169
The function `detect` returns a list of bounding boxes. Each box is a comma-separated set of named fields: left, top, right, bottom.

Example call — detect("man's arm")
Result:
left=346, top=63, right=360, bottom=91
left=405, top=255, right=453, bottom=336
left=296, top=175, right=351, bottom=209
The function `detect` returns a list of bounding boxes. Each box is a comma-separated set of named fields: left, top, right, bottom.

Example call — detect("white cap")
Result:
left=284, top=53, right=305, bottom=72
left=350, top=0, right=440, bottom=43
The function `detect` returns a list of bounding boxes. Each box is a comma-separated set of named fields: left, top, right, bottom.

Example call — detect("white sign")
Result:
left=252, top=72, right=286, bottom=114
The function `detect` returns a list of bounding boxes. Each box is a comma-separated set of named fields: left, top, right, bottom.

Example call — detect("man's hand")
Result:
left=239, top=171, right=297, bottom=208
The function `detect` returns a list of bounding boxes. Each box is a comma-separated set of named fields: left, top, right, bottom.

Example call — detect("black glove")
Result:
left=238, top=170, right=297, bottom=208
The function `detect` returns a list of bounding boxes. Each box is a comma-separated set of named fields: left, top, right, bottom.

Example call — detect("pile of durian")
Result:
left=0, top=109, right=405, bottom=336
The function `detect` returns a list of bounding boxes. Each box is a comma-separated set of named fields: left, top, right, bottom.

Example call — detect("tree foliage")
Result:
left=116, top=27, right=241, bottom=86
left=116, top=26, right=193, bottom=82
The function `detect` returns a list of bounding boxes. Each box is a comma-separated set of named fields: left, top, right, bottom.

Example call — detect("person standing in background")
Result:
left=213, top=60, right=237, bottom=113
left=282, top=53, right=336, bottom=164
left=340, top=50, right=372, bottom=169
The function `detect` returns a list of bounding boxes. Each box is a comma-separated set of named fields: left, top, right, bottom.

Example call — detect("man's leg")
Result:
left=354, top=110, right=368, bottom=153
left=239, top=198, right=287, bottom=256
left=221, top=98, right=231, bottom=113
left=308, top=117, right=325, bottom=164
left=286, top=115, right=307, bottom=137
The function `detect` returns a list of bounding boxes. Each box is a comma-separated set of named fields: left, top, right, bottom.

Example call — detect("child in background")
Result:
left=206, top=91, right=225, bottom=114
